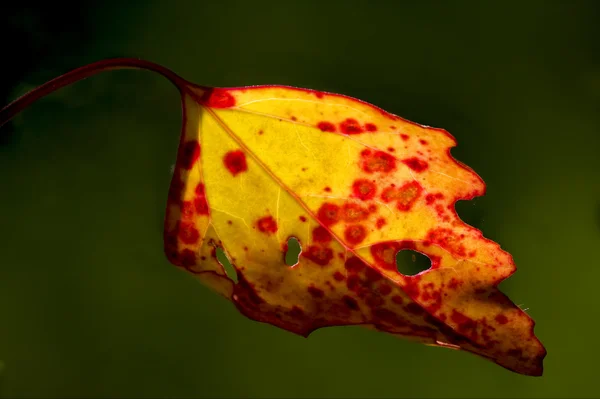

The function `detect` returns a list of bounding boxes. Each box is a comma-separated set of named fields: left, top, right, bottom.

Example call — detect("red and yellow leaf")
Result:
left=0, top=59, right=546, bottom=376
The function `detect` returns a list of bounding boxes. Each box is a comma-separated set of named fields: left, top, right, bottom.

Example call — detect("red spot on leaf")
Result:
left=496, top=314, right=509, bottom=324
left=200, top=88, right=236, bottom=108
left=194, top=183, right=209, bottom=215
left=381, top=181, right=423, bottom=211
left=317, top=203, right=340, bottom=226
left=303, top=245, right=334, bottom=266
left=345, top=256, right=367, bottom=273
left=400, top=134, right=409, bottom=141
left=402, top=157, right=429, bottom=172
left=333, top=271, right=345, bottom=281
left=427, top=227, right=467, bottom=257
left=345, top=225, right=367, bottom=245
left=324, top=186, right=332, bottom=192
left=178, top=249, right=197, bottom=267
left=371, top=242, right=401, bottom=270
left=340, top=118, right=364, bottom=134
left=223, top=150, right=248, bottom=176
left=360, top=150, right=396, bottom=173
left=181, top=141, right=200, bottom=170
left=341, top=203, right=369, bottom=222
left=257, top=216, right=278, bottom=234
left=376, top=218, right=386, bottom=229
left=299, top=215, right=307, bottom=222
left=317, top=121, right=336, bottom=132
left=312, top=226, right=332, bottom=243
left=308, top=286, right=324, bottom=298
left=419, top=139, right=428, bottom=145
left=391, top=295, right=404, bottom=304
left=178, top=222, right=200, bottom=244
left=342, top=295, right=359, bottom=310
left=365, top=123, right=377, bottom=132
left=352, top=179, right=377, bottom=200
left=379, top=284, right=392, bottom=296
left=181, top=201, right=194, bottom=219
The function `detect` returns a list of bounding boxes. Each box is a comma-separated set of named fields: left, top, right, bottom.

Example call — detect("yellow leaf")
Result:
left=0, top=58, right=546, bottom=377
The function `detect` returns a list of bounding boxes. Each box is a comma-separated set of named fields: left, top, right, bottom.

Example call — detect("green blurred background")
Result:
left=1, top=1, right=599, bottom=397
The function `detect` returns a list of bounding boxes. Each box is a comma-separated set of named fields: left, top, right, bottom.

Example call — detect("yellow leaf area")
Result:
left=163, top=84, right=546, bottom=376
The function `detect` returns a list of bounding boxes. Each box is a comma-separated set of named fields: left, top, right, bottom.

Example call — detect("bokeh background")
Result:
left=1, top=1, right=599, bottom=397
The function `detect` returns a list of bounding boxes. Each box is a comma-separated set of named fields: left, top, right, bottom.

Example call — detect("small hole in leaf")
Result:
left=215, top=247, right=238, bottom=283
left=285, top=237, right=302, bottom=266
left=396, top=250, right=431, bottom=276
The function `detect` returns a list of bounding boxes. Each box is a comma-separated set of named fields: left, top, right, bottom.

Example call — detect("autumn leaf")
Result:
left=0, top=58, right=546, bottom=376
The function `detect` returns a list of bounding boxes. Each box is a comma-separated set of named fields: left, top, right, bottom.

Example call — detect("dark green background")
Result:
left=1, top=1, right=598, bottom=397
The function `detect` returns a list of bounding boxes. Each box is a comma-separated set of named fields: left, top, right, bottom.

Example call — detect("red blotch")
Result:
left=345, top=256, right=367, bottom=273
left=181, top=201, right=195, bottom=219
left=376, top=218, right=386, bottom=229
left=291, top=116, right=298, bottom=121
left=315, top=92, right=324, bottom=99
left=451, top=310, right=478, bottom=339
left=402, top=157, right=429, bottom=172
left=387, top=147, right=395, bottom=152
left=342, top=295, right=359, bottom=310
left=365, top=123, right=377, bottom=132
left=340, top=118, right=364, bottom=134
left=289, top=306, right=305, bottom=318
left=400, top=134, right=409, bottom=141
left=425, top=194, right=436, bottom=205
left=448, top=277, right=463, bottom=290
left=333, top=271, right=345, bottom=281
left=397, top=181, right=423, bottom=211
left=427, top=227, right=467, bottom=257
left=303, top=245, right=334, bottom=266
left=194, top=183, right=209, bottom=215
left=308, top=286, right=324, bottom=298
left=341, top=203, right=369, bottom=222
left=381, top=181, right=423, bottom=211
left=366, top=295, right=384, bottom=308
left=391, top=295, right=404, bottom=304
left=178, top=249, right=197, bottom=268
left=365, top=266, right=383, bottom=283
left=352, top=179, right=376, bottom=201
left=495, top=314, right=509, bottom=325
left=317, top=121, right=336, bottom=132
left=178, top=222, right=200, bottom=244
left=299, top=215, right=307, bottom=222
left=180, top=141, right=200, bottom=170
left=419, top=139, right=428, bottom=145
left=379, top=284, right=392, bottom=296
left=257, top=216, right=278, bottom=234
left=223, top=150, right=248, bottom=176
left=346, top=274, right=360, bottom=290
left=344, top=225, right=367, bottom=245
left=312, top=226, right=332, bottom=243
left=371, top=242, right=401, bottom=270
left=317, top=203, right=340, bottom=226
left=324, top=186, right=332, bottom=192
left=258, top=129, right=264, bottom=135
left=200, top=88, right=236, bottom=108
left=360, top=150, right=397, bottom=173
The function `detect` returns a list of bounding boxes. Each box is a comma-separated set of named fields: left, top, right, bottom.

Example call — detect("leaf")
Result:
left=0, top=58, right=546, bottom=376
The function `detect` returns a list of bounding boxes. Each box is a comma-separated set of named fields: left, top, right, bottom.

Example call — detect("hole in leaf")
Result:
left=396, top=249, right=431, bottom=276
left=215, top=247, right=238, bottom=283
left=285, top=237, right=302, bottom=266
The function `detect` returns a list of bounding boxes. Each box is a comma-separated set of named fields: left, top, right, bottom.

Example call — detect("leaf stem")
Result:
left=0, top=58, right=188, bottom=128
